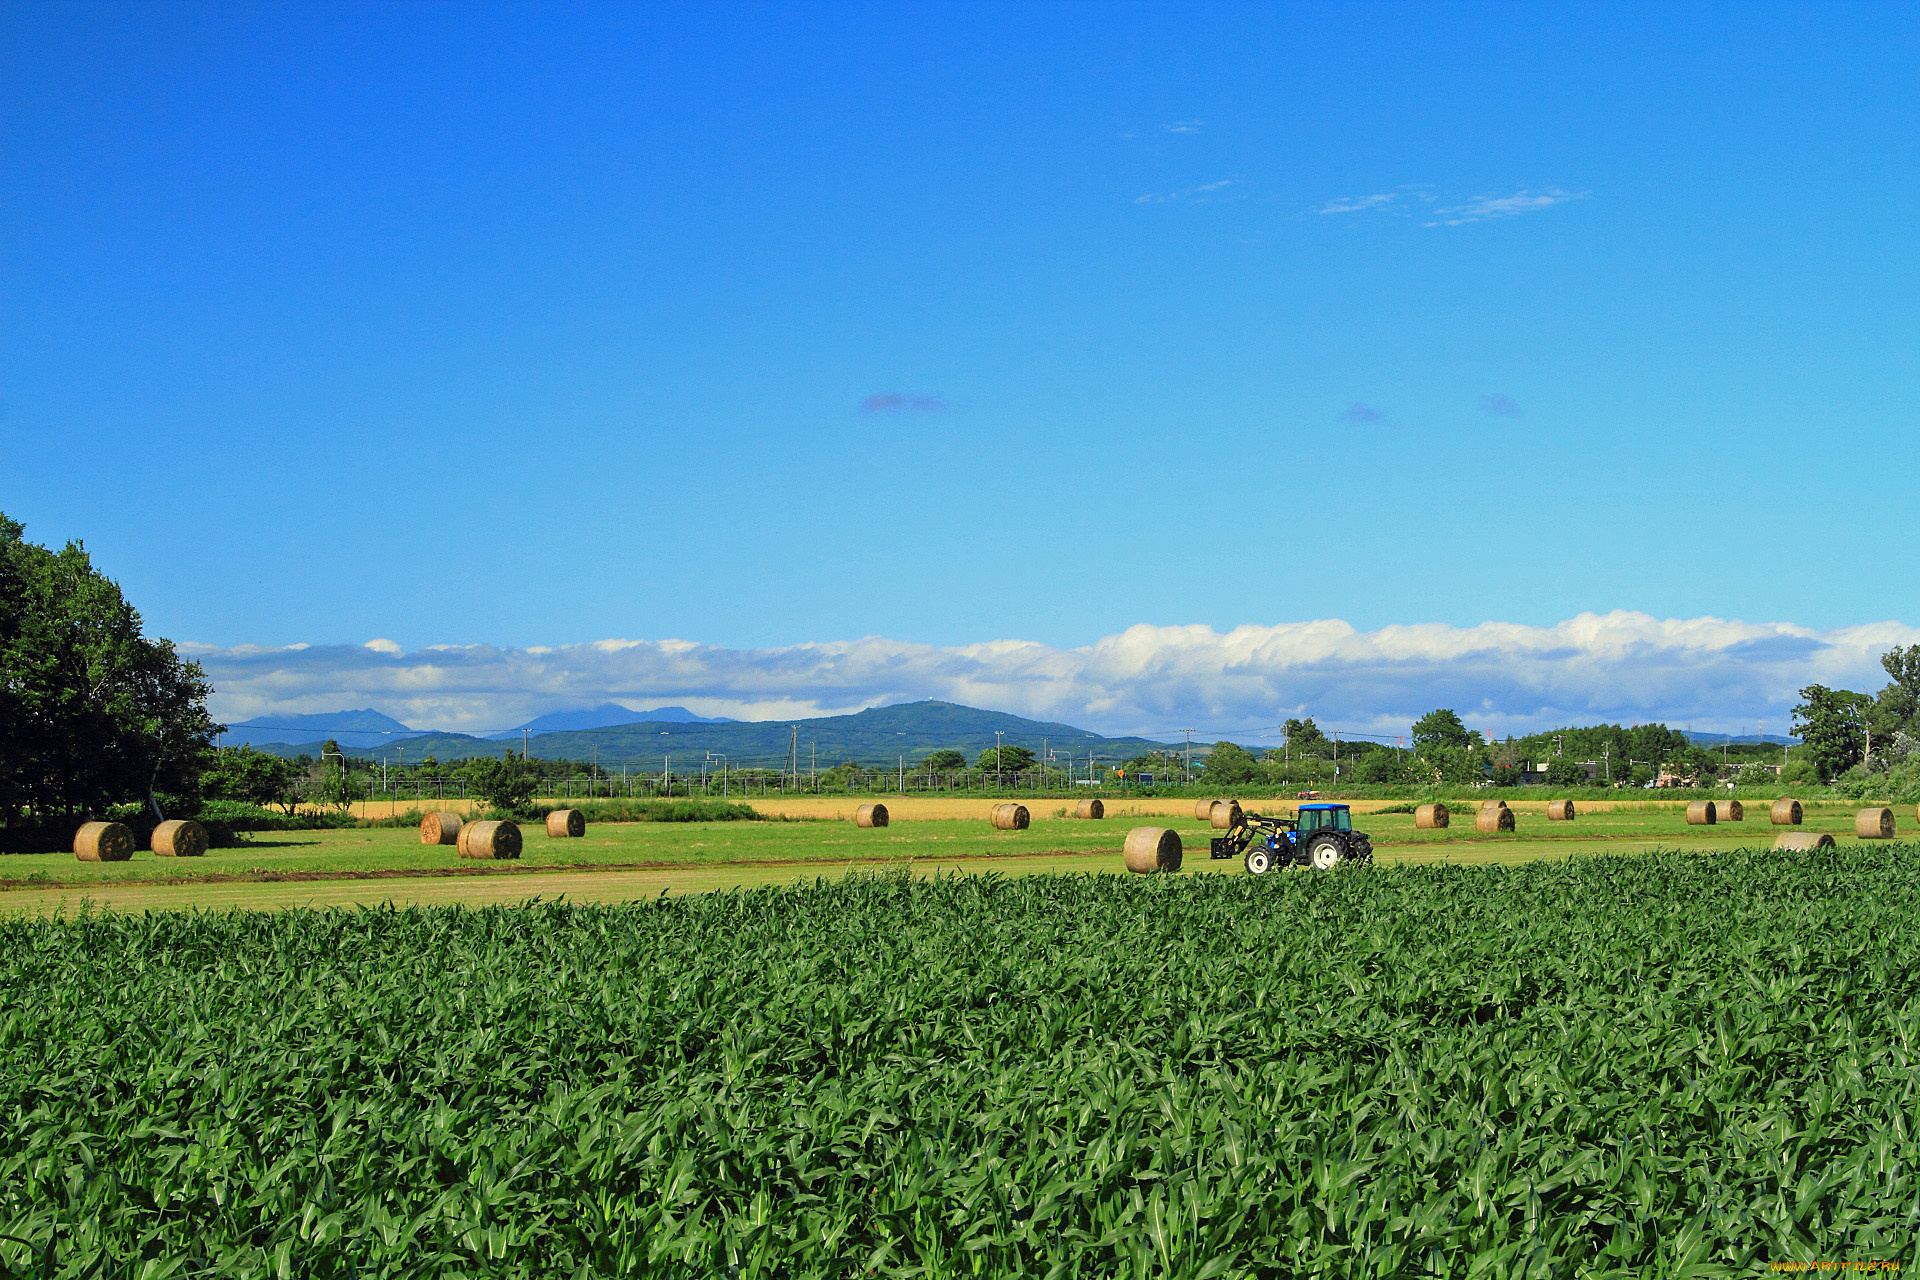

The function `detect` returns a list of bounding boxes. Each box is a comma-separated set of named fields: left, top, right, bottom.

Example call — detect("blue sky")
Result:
left=4, top=4, right=1916, bottom=733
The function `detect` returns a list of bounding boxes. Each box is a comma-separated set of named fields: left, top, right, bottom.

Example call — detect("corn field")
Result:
left=3, top=847, right=1919, bottom=1277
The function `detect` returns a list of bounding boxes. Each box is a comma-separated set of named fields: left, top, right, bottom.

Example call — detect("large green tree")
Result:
left=0, top=515, right=218, bottom=821
left=203, top=745, right=299, bottom=813
left=976, top=745, right=1037, bottom=773
left=1411, top=708, right=1474, bottom=751
left=1871, top=645, right=1920, bottom=744
left=1282, top=718, right=1331, bottom=760
left=1792, top=684, right=1871, bottom=782
left=467, top=754, right=541, bottom=813
left=1545, top=756, right=1590, bottom=788
left=1200, top=741, right=1259, bottom=785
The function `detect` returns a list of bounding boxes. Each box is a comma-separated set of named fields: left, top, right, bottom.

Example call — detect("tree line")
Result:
left=1187, top=709, right=1756, bottom=790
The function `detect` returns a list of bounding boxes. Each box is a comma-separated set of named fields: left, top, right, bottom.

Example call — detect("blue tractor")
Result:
left=1208, top=803, right=1373, bottom=874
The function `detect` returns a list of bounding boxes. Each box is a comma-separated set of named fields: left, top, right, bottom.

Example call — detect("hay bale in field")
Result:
left=1686, top=801, right=1717, bottom=826
left=1122, top=826, right=1183, bottom=874
left=1855, top=807, right=1896, bottom=839
left=1474, top=806, right=1515, bottom=834
left=419, top=811, right=462, bottom=845
left=1775, top=831, right=1834, bottom=851
left=1770, top=798, right=1803, bottom=826
left=1721, top=799, right=1744, bottom=821
left=854, top=803, right=889, bottom=828
left=151, top=819, right=207, bottom=858
left=545, top=809, right=586, bottom=838
left=990, top=803, right=1030, bottom=830
left=1194, top=798, right=1224, bottom=821
left=1547, top=799, right=1575, bottom=821
left=1414, top=803, right=1449, bottom=829
left=458, top=819, right=522, bottom=859
left=1479, top=799, right=1509, bottom=813
left=1075, top=799, right=1104, bottom=819
left=1209, top=800, right=1244, bottom=830
left=73, top=821, right=134, bottom=862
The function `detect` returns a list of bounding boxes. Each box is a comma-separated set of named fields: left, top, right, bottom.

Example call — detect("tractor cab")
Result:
left=1293, top=804, right=1353, bottom=836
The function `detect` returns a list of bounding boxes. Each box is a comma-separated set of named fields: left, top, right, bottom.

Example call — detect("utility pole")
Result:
left=994, top=731, right=1005, bottom=778
left=1181, top=729, right=1194, bottom=783
left=522, top=728, right=529, bottom=759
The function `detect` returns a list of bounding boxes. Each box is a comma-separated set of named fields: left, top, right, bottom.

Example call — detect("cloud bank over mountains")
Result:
left=186, top=613, right=1918, bottom=743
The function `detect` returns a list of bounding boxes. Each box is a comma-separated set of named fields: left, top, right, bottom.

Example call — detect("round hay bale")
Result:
left=1413, top=803, right=1449, bottom=829
left=419, top=811, right=462, bottom=845
left=1479, top=799, right=1510, bottom=813
left=1720, top=798, right=1744, bottom=821
left=1547, top=799, right=1575, bottom=821
left=854, top=803, right=889, bottom=828
left=151, top=819, right=207, bottom=858
left=990, top=803, right=1029, bottom=830
left=1122, top=826, right=1183, bottom=874
left=545, top=809, right=586, bottom=838
left=1474, top=806, right=1515, bottom=834
left=1075, top=799, right=1104, bottom=819
left=1685, top=800, right=1717, bottom=825
left=1209, top=800, right=1244, bottom=830
left=1775, top=831, right=1835, bottom=852
left=1194, top=799, right=1224, bottom=821
left=1770, top=798, right=1803, bottom=826
left=73, top=821, right=134, bottom=862
left=1855, top=807, right=1896, bottom=839
left=458, top=819, right=522, bottom=859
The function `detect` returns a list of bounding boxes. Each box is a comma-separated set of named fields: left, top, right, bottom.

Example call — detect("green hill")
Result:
left=257, top=701, right=1178, bottom=770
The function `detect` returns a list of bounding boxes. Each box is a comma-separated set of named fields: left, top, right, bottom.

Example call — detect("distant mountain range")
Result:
left=1682, top=731, right=1799, bottom=746
left=223, top=708, right=421, bottom=750
left=227, top=703, right=734, bottom=749
left=483, top=704, right=733, bottom=739
left=233, top=700, right=1179, bottom=770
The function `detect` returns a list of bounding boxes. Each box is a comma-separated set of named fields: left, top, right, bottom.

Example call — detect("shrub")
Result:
left=467, top=756, right=541, bottom=813
left=1781, top=759, right=1820, bottom=787
left=475, top=799, right=765, bottom=824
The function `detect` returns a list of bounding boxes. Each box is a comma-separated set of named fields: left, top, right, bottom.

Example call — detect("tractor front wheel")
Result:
left=1307, top=835, right=1345, bottom=871
left=1244, top=847, right=1272, bottom=875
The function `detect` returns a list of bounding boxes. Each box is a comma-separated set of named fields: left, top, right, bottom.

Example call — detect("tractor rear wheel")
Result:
left=1244, top=847, right=1272, bottom=875
left=1307, top=835, right=1345, bottom=870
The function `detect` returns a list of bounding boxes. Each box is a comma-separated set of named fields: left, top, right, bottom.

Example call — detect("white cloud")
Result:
left=1320, top=193, right=1399, bottom=214
left=1316, top=185, right=1580, bottom=225
left=1162, top=120, right=1203, bottom=134
left=363, top=638, right=403, bottom=655
left=185, top=612, right=1919, bottom=742
left=1425, top=188, right=1586, bottom=226
left=1134, top=178, right=1238, bottom=206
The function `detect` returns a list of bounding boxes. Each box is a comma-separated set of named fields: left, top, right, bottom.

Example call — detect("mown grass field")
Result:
left=0, top=798, right=1896, bottom=914
left=3, top=847, right=1917, bottom=1275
